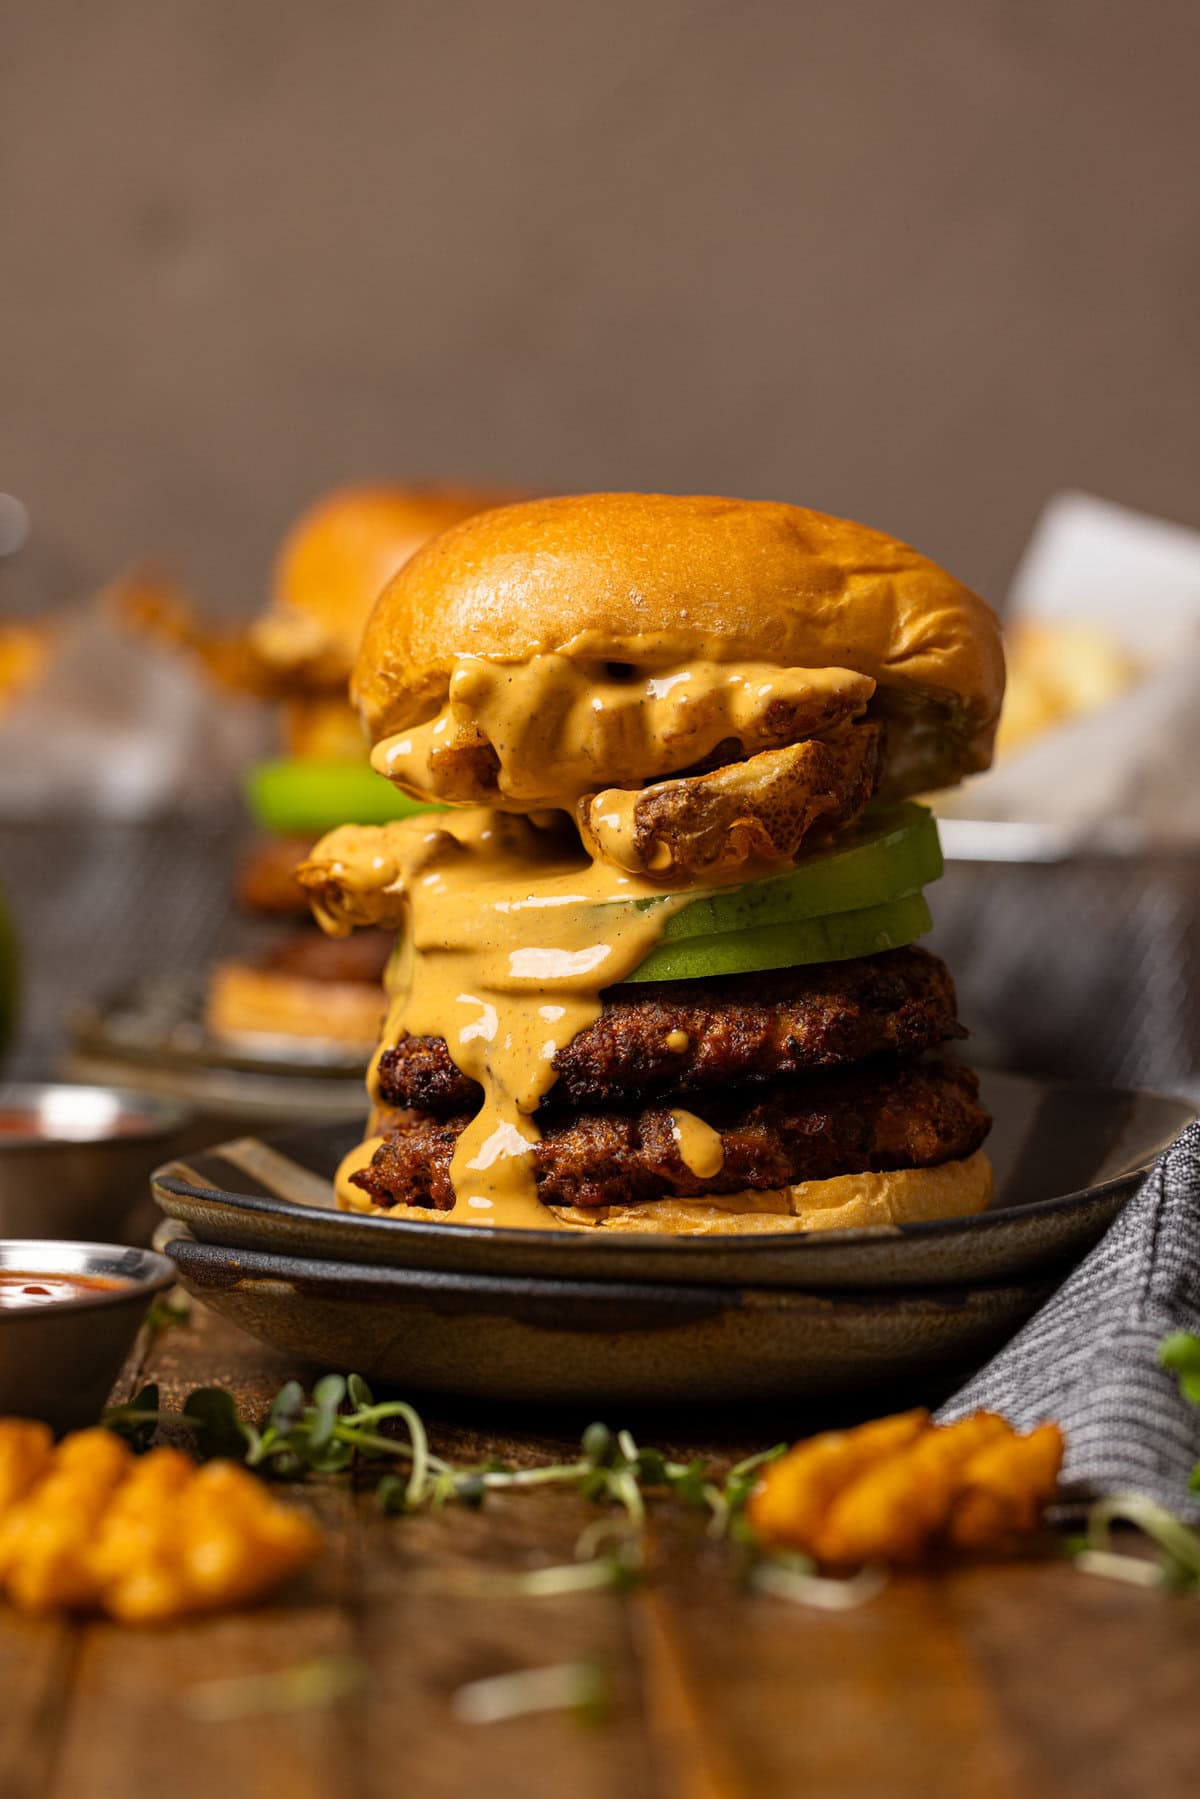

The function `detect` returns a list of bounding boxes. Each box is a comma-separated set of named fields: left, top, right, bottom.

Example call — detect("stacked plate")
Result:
left=151, top=1069, right=1193, bottom=1408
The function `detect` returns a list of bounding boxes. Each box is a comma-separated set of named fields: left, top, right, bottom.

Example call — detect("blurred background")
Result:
left=2, top=0, right=1199, bottom=1101
left=5, top=0, right=1200, bottom=604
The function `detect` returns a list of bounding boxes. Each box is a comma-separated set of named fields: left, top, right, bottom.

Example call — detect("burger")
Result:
left=120, top=483, right=514, bottom=1051
left=297, top=493, right=1004, bottom=1234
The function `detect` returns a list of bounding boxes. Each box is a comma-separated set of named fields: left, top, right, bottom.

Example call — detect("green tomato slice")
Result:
left=623, top=890, right=933, bottom=984
left=649, top=802, right=941, bottom=943
left=245, top=759, right=445, bottom=836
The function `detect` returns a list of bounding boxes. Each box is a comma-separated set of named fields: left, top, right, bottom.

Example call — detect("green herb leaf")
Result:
left=265, top=1379, right=306, bottom=1437
left=183, top=1387, right=255, bottom=1461
left=377, top=1474, right=408, bottom=1515
left=101, top=1383, right=162, bottom=1452
left=581, top=1423, right=614, bottom=1467
left=346, top=1373, right=375, bottom=1410
left=668, top=1458, right=712, bottom=1510
left=1159, top=1332, right=1200, bottom=1378
left=633, top=1448, right=669, bottom=1487
left=308, top=1374, right=347, bottom=1451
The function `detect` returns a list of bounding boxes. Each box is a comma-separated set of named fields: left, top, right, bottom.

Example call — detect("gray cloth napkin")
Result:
left=939, top=1120, right=1200, bottom=1521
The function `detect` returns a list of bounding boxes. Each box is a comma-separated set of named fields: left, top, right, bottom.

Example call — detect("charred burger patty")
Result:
left=376, top=946, right=963, bottom=1114
left=352, top=1055, right=987, bottom=1212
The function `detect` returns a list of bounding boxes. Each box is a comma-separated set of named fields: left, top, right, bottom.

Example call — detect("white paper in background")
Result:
left=0, top=599, right=269, bottom=820
left=938, top=491, right=1200, bottom=845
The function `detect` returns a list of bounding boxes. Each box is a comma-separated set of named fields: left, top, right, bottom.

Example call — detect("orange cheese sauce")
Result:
left=373, top=652, right=873, bottom=821
left=306, top=809, right=691, bottom=1229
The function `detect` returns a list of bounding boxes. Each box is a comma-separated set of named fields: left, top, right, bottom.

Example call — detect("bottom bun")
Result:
left=334, top=1139, right=993, bottom=1235
left=207, top=961, right=384, bottom=1051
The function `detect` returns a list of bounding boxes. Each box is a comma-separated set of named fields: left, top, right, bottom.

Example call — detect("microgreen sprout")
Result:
left=183, top=1655, right=367, bottom=1722
left=747, top=1552, right=888, bottom=1611
left=145, top=1292, right=191, bottom=1334
left=1073, top=1495, right=1200, bottom=1593
left=452, top=1660, right=610, bottom=1727
left=100, top=1375, right=854, bottom=1611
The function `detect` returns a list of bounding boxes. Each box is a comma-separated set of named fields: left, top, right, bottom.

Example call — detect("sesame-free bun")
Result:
left=354, top=492, right=1005, bottom=794
left=255, top=484, right=518, bottom=684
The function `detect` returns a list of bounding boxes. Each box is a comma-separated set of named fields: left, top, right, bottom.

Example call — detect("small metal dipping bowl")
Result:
left=0, top=1240, right=175, bottom=1432
left=0, top=1084, right=191, bottom=1243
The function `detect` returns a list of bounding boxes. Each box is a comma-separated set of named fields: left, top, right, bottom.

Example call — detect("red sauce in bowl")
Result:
left=0, top=1110, right=157, bottom=1140
left=0, top=1272, right=128, bottom=1308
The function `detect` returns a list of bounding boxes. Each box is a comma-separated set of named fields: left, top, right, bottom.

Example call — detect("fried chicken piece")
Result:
left=351, top=1059, right=990, bottom=1212
left=577, top=720, right=883, bottom=878
left=377, top=947, right=965, bottom=1115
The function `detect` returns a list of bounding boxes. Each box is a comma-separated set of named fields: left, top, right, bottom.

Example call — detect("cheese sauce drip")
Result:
left=373, top=653, right=874, bottom=812
left=668, top=1109, right=726, bottom=1179
left=304, top=811, right=690, bottom=1230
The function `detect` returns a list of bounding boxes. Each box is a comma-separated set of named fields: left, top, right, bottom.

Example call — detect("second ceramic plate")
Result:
left=152, top=1070, right=1194, bottom=1292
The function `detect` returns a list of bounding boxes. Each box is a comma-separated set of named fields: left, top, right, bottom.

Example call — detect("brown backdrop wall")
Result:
left=3, top=0, right=1198, bottom=615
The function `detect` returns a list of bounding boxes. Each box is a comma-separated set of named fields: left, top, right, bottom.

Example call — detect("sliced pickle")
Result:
left=246, top=759, right=444, bottom=835
left=623, top=891, right=934, bottom=983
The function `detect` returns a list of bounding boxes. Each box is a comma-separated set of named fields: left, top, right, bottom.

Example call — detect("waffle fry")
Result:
left=0, top=1425, right=321, bottom=1621
left=747, top=1409, right=1064, bottom=1565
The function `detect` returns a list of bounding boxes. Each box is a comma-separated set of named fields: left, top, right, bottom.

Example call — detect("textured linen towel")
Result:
left=940, top=1121, right=1200, bottom=1520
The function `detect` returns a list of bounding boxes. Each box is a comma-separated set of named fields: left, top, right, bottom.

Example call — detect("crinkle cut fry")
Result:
left=0, top=1428, right=131, bottom=1612
left=747, top=1409, right=1065, bottom=1566
left=947, top=1423, right=1065, bottom=1551
left=0, top=1426, right=322, bottom=1621
left=814, top=1412, right=1011, bottom=1565
left=745, top=1410, right=929, bottom=1549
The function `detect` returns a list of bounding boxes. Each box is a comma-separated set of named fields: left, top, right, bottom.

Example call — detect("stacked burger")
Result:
left=298, top=494, right=1004, bottom=1235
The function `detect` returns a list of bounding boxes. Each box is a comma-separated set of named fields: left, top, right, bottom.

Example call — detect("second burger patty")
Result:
left=376, top=946, right=964, bottom=1113
left=352, top=1058, right=989, bottom=1211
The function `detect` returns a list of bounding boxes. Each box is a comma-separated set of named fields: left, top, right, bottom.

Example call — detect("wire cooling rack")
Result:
left=0, top=816, right=241, bottom=1078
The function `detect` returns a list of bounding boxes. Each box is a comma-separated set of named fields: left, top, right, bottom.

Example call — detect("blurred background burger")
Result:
left=123, top=483, right=514, bottom=1054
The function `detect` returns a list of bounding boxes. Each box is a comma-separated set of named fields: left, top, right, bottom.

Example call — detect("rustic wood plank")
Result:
left=356, top=1480, right=658, bottom=1799
left=46, top=1303, right=364, bottom=1799
left=0, top=1617, right=75, bottom=1799
left=19, top=1303, right=1200, bottom=1799
left=635, top=1515, right=1025, bottom=1799
left=943, top=1558, right=1200, bottom=1795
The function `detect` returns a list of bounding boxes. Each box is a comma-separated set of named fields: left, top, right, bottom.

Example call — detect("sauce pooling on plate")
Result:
left=0, top=1272, right=127, bottom=1308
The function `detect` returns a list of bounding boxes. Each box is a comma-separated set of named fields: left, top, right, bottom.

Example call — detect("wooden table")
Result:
left=3, top=1303, right=1199, bottom=1799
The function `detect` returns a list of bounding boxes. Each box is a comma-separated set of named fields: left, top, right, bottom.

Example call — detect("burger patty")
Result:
left=375, top=947, right=963, bottom=1114
left=261, top=926, right=393, bottom=985
left=351, top=1058, right=989, bottom=1212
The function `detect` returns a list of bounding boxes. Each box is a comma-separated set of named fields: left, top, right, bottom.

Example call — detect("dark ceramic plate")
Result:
left=152, top=1071, right=1194, bottom=1292
left=160, top=1223, right=1063, bottom=1405
left=67, top=979, right=366, bottom=1129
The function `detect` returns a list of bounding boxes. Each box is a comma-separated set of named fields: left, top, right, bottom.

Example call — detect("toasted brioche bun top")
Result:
left=258, top=483, right=518, bottom=683
left=354, top=493, right=1005, bottom=793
